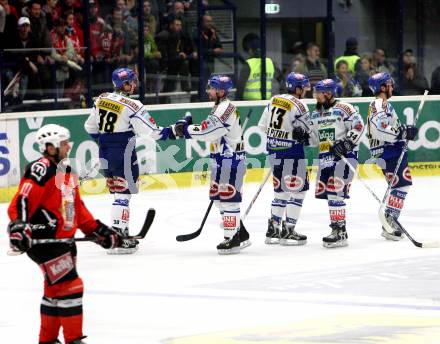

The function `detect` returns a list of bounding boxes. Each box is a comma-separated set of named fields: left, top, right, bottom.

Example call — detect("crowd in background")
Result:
left=1, top=0, right=440, bottom=111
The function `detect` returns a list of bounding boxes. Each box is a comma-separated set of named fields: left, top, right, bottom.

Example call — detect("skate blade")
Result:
left=323, top=240, right=348, bottom=248
left=280, top=239, right=307, bottom=246
left=381, top=231, right=403, bottom=241
left=107, top=247, right=139, bottom=255
left=265, top=237, right=280, bottom=245
left=240, top=240, right=252, bottom=250
left=217, top=247, right=240, bottom=255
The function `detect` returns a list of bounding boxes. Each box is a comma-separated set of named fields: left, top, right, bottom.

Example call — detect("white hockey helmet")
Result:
left=36, top=124, right=71, bottom=153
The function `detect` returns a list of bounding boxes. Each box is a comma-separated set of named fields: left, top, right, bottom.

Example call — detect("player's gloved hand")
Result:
left=8, top=220, right=32, bottom=252
left=91, top=220, right=120, bottom=249
left=397, top=124, right=418, bottom=141
left=330, top=139, right=355, bottom=158
left=291, top=126, right=309, bottom=144
left=174, top=112, right=193, bottom=139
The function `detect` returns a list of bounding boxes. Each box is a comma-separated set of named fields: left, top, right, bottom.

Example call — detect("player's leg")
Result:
left=265, top=160, right=286, bottom=244
left=281, top=158, right=309, bottom=246
left=380, top=154, right=412, bottom=240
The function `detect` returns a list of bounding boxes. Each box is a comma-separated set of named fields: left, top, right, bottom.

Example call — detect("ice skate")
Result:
left=239, top=221, right=251, bottom=250
left=265, top=219, right=280, bottom=244
left=217, top=231, right=241, bottom=255
left=280, top=221, right=307, bottom=246
left=323, top=224, right=348, bottom=248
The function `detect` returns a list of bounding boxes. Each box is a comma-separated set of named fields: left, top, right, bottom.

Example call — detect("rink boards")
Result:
left=0, top=95, right=439, bottom=202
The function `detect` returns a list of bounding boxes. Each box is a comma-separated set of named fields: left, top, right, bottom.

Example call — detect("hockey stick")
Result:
left=340, top=155, right=440, bottom=248
left=7, top=209, right=155, bottom=255
left=175, top=109, right=253, bottom=242
left=243, top=168, right=271, bottom=219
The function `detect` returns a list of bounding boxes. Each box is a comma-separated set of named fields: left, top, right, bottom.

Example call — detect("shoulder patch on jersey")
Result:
left=272, top=97, right=293, bottom=111
left=24, top=158, right=56, bottom=185
left=310, top=110, right=320, bottom=119
left=291, top=97, right=307, bottom=114
left=334, top=102, right=355, bottom=115
left=219, top=103, right=236, bottom=123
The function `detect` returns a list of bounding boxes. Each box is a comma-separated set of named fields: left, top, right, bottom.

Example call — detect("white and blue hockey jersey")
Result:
left=258, top=94, right=310, bottom=159
left=367, top=98, right=405, bottom=159
left=309, top=101, right=364, bottom=168
left=186, top=98, right=244, bottom=166
left=84, top=92, right=171, bottom=146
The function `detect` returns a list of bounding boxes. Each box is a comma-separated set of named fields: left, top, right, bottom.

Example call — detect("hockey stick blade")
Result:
left=176, top=200, right=213, bottom=242
left=392, top=217, right=440, bottom=248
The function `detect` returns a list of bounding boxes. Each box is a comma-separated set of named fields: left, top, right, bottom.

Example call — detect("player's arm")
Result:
left=331, top=107, right=364, bottom=157
left=130, top=106, right=176, bottom=141
left=257, top=102, right=271, bottom=132
left=184, top=114, right=228, bottom=141
left=84, top=104, right=100, bottom=140
left=291, top=107, right=313, bottom=145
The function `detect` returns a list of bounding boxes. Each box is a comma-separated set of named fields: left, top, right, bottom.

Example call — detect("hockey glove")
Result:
left=397, top=124, right=418, bottom=141
left=291, top=126, right=310, bottom=144
left=92, top=220, right=120, bottom=249
left=8, top=220, right=32, bottom=252
left=330, top=139, right=356, bottom=158
left=174, top=112, right=193, bottom=139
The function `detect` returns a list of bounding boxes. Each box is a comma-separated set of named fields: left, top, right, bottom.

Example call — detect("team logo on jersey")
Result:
left=42, top=252, right=75, bottom=284
left=30, top=162, right=47, bottom=182
left=315, top=181, right=326, bottom=196
left=209, top=181, right=219, bottom=197
left=403, top=167, right=412, bottom=182
left=283, top=175, right=304, bottom=191
left=385, top=172, right=399, bottom=187
left=272, top=176, right=281, bottom=189
left=327, top=177, right=345, bottom=193
left=219, top=183, right=237, bottom=200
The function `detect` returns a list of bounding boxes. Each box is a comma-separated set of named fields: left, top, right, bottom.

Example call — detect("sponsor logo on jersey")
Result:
left=119, top=97, right=140, bottom=111
left=43, top=252, right=75, bottom=284
left=267, top=137, right=293, bottom=150
left=327, top=176, right=345, bottom=192
left=272, top=97, right=293, bottom=111
left=148, top=115, right=156, bottom=125
left=121, top=209, right=130, bottom=221
left=219, top=183, right=237, bottom=199
left=267, top=128, right=289, bottom=140
left=223, top=216, right=237, bottom=229
left=330, top=209, right=346, bottom=222
left=334, top=102, right=355, bottom=115
left=284, top=175, right=304, bottom=191
left=318, top=128, right=335, bottom=142
left=97, top=99, right=123, bottom=114
left=219, top=103, right=236, bottom=123
left=387, top=195, right=404, bottom=210
left=30, top=161, right=47, bottom=181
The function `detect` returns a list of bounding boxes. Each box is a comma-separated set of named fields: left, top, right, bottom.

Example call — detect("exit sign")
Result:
left=265, top=3, right=280, bottom=14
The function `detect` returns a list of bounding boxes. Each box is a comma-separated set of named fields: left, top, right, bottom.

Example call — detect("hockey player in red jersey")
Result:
left=7, top=124, right=120, bottom=344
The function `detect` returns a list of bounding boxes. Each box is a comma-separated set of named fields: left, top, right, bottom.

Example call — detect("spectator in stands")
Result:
left=143, top=0, right=157, bottom=34
left=294, top=42, right=327, bottom=98
left=89, top=0, right=106, bottom=93
left=157, top=17, right=192, bottom=93
left=0, top=5, right=5, bottom=39
left=190, top=14, right=223, bottom=101
left=3, top=16, right=40, bottom=105
left=165, top=1, right=190, bottom=37
left=431, top=66, right=440, bottom=95
left=65, top=11, right=83, bottom=56
left=334, top=37, right=360, bottom=74
left=29, top=0, right=51, bottom=48
left=42, top=0, right=59, bottom=31
left=143, top=23, right=161, bottom=93
left=1, top=0, right=18, bottom=47
left=371, top=48, right=395, bottom=75
left=334, top=59, right=362, bottom=97
left=237, top=33, right=284, bottom=100
left=355, top=54, right=375, bottom=96
left=399, top=49, right=429, bottom=96
left=50, top=18, right=83, bottom=98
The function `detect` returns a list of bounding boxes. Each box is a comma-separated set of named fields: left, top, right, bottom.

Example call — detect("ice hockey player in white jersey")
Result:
left=84, top=68, right=175, bottom=254
left=367, top=72, right=418, bottom=240
left=173, top=75, right=249, bottom=255
left=258, top=73, right=310, bottom=246
left=292, top=79, right=365, bottom=248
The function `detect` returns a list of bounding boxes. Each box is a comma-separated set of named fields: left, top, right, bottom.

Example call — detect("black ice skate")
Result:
left=265, top=219, right=280, bottom=244
left=323, top=224, right=348, bottom=248
left=381, top=212, right=403, bottom=241
left=239, top=221, right=251, bottom=250
left=107, top=227, right=139, bottom=255
left=217, top=231, right=241, bottom=255
left=280, top=221, right=307, bottom=246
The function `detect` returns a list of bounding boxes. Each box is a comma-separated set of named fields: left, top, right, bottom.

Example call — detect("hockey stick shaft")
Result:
left=243, top=169, right=271, bottom=220
left=340, top=155, right=439, bottom=248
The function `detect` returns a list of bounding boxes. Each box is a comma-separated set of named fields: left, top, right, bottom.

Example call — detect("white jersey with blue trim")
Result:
left=85, top=92, right=167, bottom=144
left=186, top=98, right=244, bottom=160
left=367, top=98, right=404, bottom=159
left=258, top=94, right=310, bottom=158
left=309, top=101, right=364, bottom=167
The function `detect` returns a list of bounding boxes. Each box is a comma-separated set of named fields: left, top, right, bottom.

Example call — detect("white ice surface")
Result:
left=1, top=176, right=440, bottom=343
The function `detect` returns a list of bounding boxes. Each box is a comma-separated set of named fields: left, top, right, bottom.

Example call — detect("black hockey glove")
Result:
left=291, top=126, right=310, bottom=144
left=330, top=139, right=356, bottom=158
left=91, top=220, right=120, bottom=249
left=397, top=124, right=418, bottom=141
left=8, top=220, right=32, bottom=252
